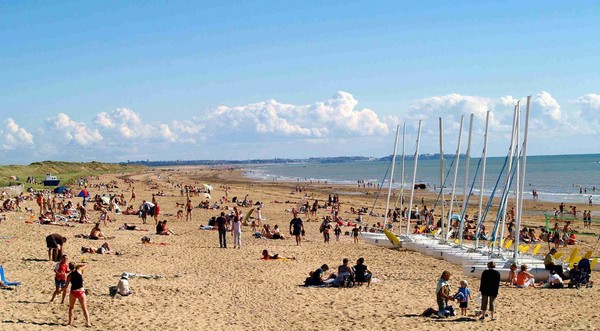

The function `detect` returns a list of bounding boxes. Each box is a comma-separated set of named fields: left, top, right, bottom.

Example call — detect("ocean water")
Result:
left=245, top=154, right=600, bottom=204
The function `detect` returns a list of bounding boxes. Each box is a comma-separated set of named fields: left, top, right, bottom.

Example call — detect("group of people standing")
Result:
left=436, top=262, right=500, bottom=320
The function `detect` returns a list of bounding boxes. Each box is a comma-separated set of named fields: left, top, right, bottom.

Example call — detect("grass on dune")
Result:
left=0, top=161, right=144, bottom=188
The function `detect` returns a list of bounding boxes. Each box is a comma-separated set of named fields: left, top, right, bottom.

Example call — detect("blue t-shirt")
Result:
left=457, top=287, right=470, bottom=303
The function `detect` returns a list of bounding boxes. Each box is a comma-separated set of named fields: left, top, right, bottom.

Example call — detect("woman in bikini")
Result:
left=67, top=262, right=91, bottom=327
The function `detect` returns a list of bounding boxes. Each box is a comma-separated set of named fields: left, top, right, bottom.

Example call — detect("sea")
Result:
left=244, top=154, right=600, bottom=205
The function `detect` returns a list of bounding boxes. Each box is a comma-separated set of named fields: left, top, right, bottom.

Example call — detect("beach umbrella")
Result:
left=203, top=193, right=211, bottom=199
left=77, top=189, right=90, bottom=198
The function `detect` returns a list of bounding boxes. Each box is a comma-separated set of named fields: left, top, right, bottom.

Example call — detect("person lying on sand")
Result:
left=261, top=249, right=295, bottom=260
left=81, top=242, right=121, bottom=255
left=119, top=223, right=148, bottom=231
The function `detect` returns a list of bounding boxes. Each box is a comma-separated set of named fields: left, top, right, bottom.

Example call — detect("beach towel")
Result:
left=0, top=265, right=21, bottom=286
left=119, top=272, right=164, bottom=279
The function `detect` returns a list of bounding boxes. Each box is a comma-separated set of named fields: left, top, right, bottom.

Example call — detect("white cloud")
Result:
left=574, top=93, right=600, bottom=131
left=407, top=93, right=508, bottom=134
left=46, top=113, right=103, bottom=146
left=208, top=91, right=389, bottom=138
left=3, top=90, right=600, bottom=163
left=94, top=108, right=147, bottom=139
left=1, top=118, right=34, bottom=150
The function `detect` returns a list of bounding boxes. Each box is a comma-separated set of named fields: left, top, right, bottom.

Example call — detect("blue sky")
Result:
left=1, top=1, right=600, bottom=164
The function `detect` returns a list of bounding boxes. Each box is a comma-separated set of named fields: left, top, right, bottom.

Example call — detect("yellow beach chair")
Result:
left=532, top=244, right=541, bottom=256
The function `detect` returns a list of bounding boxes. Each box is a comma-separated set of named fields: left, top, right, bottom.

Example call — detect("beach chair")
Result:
left=552, top=251, right=564, bottom=260
left=0, top=265, right=21, bottom=286
left=504, top=239, right=513, bottom=250
left=532, top=244, right=542, bottom=256
left=584, top=250, right=593, bottom=259
left=521, top=246, right=530, bottom=254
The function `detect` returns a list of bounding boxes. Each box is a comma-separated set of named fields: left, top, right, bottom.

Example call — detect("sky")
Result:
left=1, top=1, right=600, bottom=164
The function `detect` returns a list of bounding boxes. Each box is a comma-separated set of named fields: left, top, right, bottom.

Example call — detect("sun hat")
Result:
left=121, top=272, right=129, bottom=279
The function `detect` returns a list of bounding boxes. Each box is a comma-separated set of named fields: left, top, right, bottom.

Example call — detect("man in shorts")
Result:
left=289, top=211, right=304, bottom=246
left=46, top=233, right=67, bottom=261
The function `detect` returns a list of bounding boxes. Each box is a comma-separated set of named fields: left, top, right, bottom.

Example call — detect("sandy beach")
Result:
left=0, top=166, right=598, bottom=331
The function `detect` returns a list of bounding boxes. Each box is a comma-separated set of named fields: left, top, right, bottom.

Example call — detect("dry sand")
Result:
left=0, top=166, right=598, bottom=330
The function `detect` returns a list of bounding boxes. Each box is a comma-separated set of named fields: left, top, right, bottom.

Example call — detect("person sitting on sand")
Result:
left=305, top=264, right=335, bottom=286
left=272, top=225, right=284, bottom=239
left=506, top=263, right=518, bottom=286
left=89, top=223, right=105, bottom=240
left=333, top=258, right=355, bottom=287
left=122, top=205, right=136, bottom=215
left=261, top=249, right=296, bottom=260
left=353, top=257, right=373, bottom=287
left=156, top=220, right=174, bottom=235
left=516, top=264, right=540, bottom=288
left=117, top=273, right=133, bottom=296
left=77, top=203, right=89, bottom=223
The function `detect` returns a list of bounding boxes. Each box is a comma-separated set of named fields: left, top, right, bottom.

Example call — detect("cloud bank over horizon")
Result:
left=1, top=91, right=598, bottom=164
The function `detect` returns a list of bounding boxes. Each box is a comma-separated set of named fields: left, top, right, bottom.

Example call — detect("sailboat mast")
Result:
left=445, top=115, right=464, bottom=241
left=459, top=114, right=474, bottom=244
left=513, top=103, right=521, bottom=260
left=475, top=110, right=490, bottom=249
left=496, top=104, right=519, bottom=254
left=405, top=120, right=422, bottom=236
left=383, top=125, right=400, bottom=228
left=438, top=118, right=445, bottom=238
left=398, top=123, right=406, bottom=234
left=513, top=96, right=531, bottom=261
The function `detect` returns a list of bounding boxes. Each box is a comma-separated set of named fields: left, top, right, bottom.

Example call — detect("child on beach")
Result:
left=334, top=224, right=342, bottom=242
left=352, top=225, right=360, bottom=244
left=454, top=280, right=472, bottom=316
left=506, top=263, right=518, bottom=286
left=50, top=254, right=69, bottom=303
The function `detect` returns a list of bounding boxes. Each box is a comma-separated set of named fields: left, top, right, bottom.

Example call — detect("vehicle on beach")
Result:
left=43, top=173, right=61, bottom=186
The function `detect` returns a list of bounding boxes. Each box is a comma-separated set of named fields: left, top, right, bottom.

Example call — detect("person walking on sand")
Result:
left=50, top=254, right=69, bottom=303
left=231, top=207, right=242, bottom=248
left=67, top=262, right=91, bottom=327
left=352, top=224, right=360, bottom=244
left=129, top=187, right=136, bottom=203
left=153, top=201, right=160, bottom=225
left=186, top=199, right=193, bottom=221
left=216, top=212, right=228, bottom=248
left=334, top=224, right=342, bottom=242
left=479, top=261, right=501, bottom=321
left=289, top=211, right=304, bottom=246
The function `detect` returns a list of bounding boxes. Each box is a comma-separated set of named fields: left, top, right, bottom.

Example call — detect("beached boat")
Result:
left=43, top=173, right=61, bottom=186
